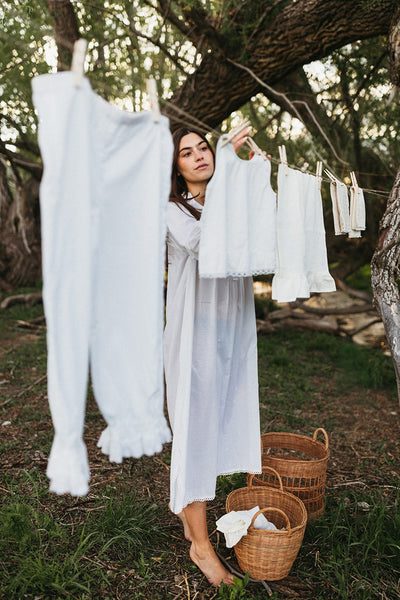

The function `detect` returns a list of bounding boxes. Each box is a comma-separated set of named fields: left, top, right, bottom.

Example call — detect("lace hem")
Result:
left=97, top=420, right=171, bottom=463
left=170, top=468, right=262, bottom=514
left=46, top=434, right=90, bottom=497
left=199, top=266, right=276, bottom=279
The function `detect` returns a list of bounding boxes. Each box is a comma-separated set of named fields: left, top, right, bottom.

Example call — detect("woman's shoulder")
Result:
left=168, top=199, right=201, bottom=220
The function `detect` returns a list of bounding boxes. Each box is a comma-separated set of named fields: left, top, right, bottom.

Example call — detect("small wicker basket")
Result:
left=252, top=428, right=329, bottom=519
left=226, top=467, right=307, bottom=581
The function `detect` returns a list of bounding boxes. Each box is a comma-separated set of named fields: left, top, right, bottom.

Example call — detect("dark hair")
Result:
left=169, top=127, right=215, bottom=221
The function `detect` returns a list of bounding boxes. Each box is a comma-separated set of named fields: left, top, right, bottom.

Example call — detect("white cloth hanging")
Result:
left=329, top=178, right=351, bottom=235
left=164, top=199, right=261, bottom=515
left=272, top=165, right=336, bottom=303
left=32, top=72, right=172, bottom=496
left=198, top=137, right=276, bottom=278
left=349, top=184, right=366, bottom=238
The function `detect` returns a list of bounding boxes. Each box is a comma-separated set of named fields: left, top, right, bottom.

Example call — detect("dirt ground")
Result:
left=1, top=318, right=400, bottom=599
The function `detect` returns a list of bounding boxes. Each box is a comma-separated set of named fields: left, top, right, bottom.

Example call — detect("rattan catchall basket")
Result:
left=252, top=428, right=329, bottom=519
left=226, top=467, right=307, bottom=581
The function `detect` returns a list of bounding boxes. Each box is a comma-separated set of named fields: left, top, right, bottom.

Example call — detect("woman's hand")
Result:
left=231, top=126, right=252, bottom=154
left=231, top=126, right=272, bottom=162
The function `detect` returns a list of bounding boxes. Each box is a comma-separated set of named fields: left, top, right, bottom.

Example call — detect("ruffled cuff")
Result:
left=97, top=418, right=171, bottom=463
left=307, top=272, right=336, bottom=293
left=272, top=272, right=310, bottom=303
left=46, top=434, right=90, bottom=496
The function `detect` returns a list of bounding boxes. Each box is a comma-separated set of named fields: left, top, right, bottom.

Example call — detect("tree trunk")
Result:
left=0, top=161, right=42, bottom=292
left=371, top=167, right=400, bottom=403
left=44, top=0, right=81, bottom=71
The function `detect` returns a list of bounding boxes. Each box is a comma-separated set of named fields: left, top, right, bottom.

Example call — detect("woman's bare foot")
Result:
left=189, top=541, right=234, bottom=587
left=169, top=503, right=192, bottom=541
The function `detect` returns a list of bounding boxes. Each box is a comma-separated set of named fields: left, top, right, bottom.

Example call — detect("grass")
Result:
left=0, top=484, right=166, bottom=598
left=86, top=488, right=166, bottom=558
left=1, top=291, right=399, bottom=599
left=297, top=491, right=400, bottom=599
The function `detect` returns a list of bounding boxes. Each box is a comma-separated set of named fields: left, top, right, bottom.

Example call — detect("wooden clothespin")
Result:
left=245, top=137, right=267, bottom=159
left=278, top=145, right=288, bottom=174
left=316, top=161, right=323, bottom=190
left=220, top=119, right=251, bottom=147
left=350, top=171, right=358, bottom=189
left=324, top=168, right=337, bottom=183
left=71, top=38, right=88, bottom=88
left=146, top=78, right=160, bottom=123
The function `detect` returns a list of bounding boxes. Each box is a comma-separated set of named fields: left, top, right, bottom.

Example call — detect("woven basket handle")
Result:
left=313, top=428, right=329, bottom=449
left=249, top=507, right=291, bottom=534
left=248, top=466, right=284, bottom=491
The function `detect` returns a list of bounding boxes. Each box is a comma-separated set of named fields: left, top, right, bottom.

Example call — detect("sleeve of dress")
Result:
left=167, top=202, right=201, bottom=259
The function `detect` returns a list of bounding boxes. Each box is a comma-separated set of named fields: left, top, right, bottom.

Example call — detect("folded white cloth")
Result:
left=216, top=505, right=278, bottom=548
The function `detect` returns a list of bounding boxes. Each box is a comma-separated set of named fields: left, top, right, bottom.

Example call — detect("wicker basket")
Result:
left=226, top=467, right=307, bottom=581
left=252, top=428, right=329, bottom=519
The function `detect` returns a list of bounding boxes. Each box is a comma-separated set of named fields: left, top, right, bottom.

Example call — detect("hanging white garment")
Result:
left=349, top=184, right=366, bottom=238
left=32, top=72, right=172, bottom=496
left=199, top=138, right=276, bottom=278
left=164, top=199, right=262, bottom=515
left=329, top=178, right=351, bottom=235
left=272, top=165, right=336, bottom=303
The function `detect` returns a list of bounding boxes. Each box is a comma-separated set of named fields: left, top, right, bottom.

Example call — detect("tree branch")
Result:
left=0, top=148, right=42, bottom=180
left=164, top=0, right=396, bottom=129
left=0, top=114, right=40, bottom=157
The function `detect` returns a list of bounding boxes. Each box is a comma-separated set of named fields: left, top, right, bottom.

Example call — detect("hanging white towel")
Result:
left=272, top=165, right=336, bottom=303
left=32, top=72, right=172, bottom=496
left=349, top=184, right=366, bottom=238
left=330, top=178, right=351, bottom=235
left=198, top=137, right=276, bottom=278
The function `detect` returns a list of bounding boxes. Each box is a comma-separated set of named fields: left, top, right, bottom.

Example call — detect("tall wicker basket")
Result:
left=252, top=428, right=329, bottom=519
left=226, top=467, right=307, bottom=581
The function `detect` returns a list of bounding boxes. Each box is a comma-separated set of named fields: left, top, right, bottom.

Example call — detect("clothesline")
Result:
left=1, top=50, right=392, bottom=202
left=265, top=154, right=389, bottom=199
left=164, top=101, right=390, bottom=201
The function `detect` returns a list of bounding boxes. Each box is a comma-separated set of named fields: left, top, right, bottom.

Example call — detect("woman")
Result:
left=164, top=127, right=262, bottom=587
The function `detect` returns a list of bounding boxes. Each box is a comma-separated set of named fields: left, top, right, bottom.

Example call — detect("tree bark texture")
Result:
left=164, top=0, right=397, bottom=129
left=388, top=4, right=400, bottom=87
left=0, top=162, right=41, bottom=292
left=371, top=167, right=400, bottom=403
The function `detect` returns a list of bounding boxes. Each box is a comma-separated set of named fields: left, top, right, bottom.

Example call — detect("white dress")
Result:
left=164, top=199, right=262, bottom=515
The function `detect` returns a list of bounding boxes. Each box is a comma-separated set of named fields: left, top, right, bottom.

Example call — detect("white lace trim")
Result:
left=172, top=469, right=262, bottom=514
left=199, top=267, right=276, bottom=279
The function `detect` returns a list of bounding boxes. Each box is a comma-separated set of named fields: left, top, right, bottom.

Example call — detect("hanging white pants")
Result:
left=32, top=72, right=172, bottom=496
left=272, top=165, right=336, bottom=303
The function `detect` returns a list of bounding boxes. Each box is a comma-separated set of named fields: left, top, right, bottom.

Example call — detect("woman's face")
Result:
left=176, top=133, right=214, bottom=185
